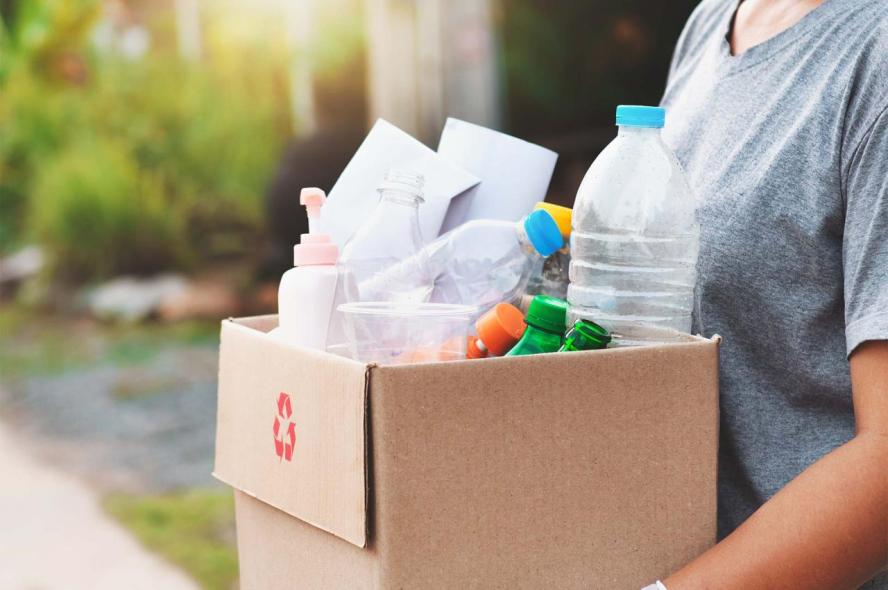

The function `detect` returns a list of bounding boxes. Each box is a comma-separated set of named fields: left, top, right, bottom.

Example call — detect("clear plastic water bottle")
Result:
left=365, top=209, right=563, bottom=319
left=339, top=169, right=429, bottom=302
left=568, top=105, right=699, bottom=346
left=524, top=202, right=573, bottom=306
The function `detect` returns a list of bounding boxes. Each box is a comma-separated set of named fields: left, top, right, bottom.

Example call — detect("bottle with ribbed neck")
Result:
left=360, top=209, right=564, bottom=321
left=340, top=169, right=429, bottom=302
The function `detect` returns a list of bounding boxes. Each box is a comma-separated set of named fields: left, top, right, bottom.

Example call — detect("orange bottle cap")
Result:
left=475, top=303, right=527, bottom=356
left=466, top=335, right=488, bottom=359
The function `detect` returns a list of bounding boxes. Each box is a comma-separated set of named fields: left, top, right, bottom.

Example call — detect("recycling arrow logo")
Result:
left=273, top=391, right=296, bottom=462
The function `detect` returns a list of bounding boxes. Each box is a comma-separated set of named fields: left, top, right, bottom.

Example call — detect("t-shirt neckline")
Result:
left=716, top=0, right=853, bottom=73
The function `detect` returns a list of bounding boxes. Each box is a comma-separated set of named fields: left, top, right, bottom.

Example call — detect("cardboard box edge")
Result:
left=213, top=317, right=372, bottom=549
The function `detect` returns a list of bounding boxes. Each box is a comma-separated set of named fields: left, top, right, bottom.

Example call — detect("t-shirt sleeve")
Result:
left=842, top=105, right=888, bottom=356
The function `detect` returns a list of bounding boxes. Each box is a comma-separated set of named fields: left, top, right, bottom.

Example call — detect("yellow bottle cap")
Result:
left=534, top=202, right=572, bottom=240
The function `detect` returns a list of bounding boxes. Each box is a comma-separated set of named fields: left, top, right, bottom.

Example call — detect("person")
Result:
left=641, top=0, right=888, bottom=589
left=261, top=52, right=367, bottom=280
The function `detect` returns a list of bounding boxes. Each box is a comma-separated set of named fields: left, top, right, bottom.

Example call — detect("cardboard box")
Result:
left=214, top=315, right=720, bottom=589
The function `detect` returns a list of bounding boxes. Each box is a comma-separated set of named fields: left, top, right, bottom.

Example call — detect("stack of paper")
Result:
left=321, top=118, right=559, bottom=247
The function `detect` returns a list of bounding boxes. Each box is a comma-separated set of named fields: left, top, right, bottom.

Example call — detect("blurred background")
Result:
left=0, top=1, right=696, bottom=588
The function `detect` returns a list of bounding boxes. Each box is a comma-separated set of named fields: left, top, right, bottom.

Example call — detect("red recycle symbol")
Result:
left=273, top=392, right=296, bottom=462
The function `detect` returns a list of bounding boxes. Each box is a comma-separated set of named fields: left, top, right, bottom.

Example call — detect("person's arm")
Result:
left=662, top=340, right=888, bottom=590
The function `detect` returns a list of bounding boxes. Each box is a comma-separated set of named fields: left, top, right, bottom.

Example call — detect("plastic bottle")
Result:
left=466, top=303, right=527, bottom=359
left=568, top=105, right=699, bottom=346
left=274, top=188, right=342, bottom=350
left=364, top=209, right=563, bottom=319
left=505, top=295, right=568, bottom=356
left=559, top=319, right=611, bottom=352
left=339, top=169, right=428, bottom=302
left=524, top=202, right=573, bottom=307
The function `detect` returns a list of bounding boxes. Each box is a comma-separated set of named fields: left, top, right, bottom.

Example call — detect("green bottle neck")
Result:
left=559, top=320, right=611, bottom=352
left=507, top=324, right=563, bottom=356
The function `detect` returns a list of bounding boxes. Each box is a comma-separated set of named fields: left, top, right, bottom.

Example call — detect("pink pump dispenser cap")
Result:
left=294, top=188, right=339, bottom=266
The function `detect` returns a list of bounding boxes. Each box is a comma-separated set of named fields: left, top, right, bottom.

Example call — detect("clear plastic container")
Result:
left=339, top=170, right=430, bottom=303
left=362, top=209, right=563, bottom=321
left=338, top=302, right=475, bottom=365
left=568, top=105, right=699, bottom=346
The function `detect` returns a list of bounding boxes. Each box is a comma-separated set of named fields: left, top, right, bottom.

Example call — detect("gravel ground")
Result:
left=0, top=343, right=220, bottom=494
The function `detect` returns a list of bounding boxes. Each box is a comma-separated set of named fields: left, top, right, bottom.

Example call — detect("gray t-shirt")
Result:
left=661, top=0, right=888, bottom=585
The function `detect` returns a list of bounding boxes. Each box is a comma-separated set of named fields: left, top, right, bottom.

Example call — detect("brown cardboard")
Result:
left=214, top=316, right=369, bottom=547
left=215, top=316, right=720, bottom=589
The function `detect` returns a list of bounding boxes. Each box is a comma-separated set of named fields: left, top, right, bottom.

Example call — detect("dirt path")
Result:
left=0, top=420, right=199, bottom=590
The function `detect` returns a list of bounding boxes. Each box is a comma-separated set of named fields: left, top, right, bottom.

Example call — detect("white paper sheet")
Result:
left=320, top=119, right=480, bottom=247
left=437, top=118, right=559, bottom=234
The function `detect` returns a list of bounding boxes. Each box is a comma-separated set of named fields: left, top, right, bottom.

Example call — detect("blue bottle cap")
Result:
left=615, top=105, right=666, bottom=129
left=524, top=210, right=564, bottom=257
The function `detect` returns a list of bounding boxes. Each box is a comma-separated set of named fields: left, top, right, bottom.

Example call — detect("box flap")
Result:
left=214, top=317, right=369, bottom=547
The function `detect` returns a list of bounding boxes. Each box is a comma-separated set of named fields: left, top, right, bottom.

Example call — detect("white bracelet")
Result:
left=641, top=582, right=668, bottom=590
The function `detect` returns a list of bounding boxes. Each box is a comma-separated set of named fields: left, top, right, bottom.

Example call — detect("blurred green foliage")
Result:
left=0, top=0, right=99, bottom=249
left=0, top=0, right=291, bottom=281
left=0, top=0, right=98, bottom=83
left=0, top=303, right=218, bottom=378
left=105, top=490, right=238, bottom=590
left=30, top=137, right=186, bottom=279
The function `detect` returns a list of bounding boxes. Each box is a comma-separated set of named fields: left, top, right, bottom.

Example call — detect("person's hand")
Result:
left=641, top=581, right=668, bottom=590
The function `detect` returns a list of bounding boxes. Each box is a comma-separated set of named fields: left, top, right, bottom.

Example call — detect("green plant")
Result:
left=29, top=137, right=187, bottom=280
left=0, top=0, right=100, bottom=84
left=0, top=303, right=218, bottom=379
left=0, top=2, right=291, bottom=276
left=104, top=490, right=238, bottom=590
left=0, top=0, right=100, bottom=250
left=83, top=55, right=285, bottom=261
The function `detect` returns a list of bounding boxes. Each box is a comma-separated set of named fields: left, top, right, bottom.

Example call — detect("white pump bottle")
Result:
left=272, top=188, right=341, bottom=350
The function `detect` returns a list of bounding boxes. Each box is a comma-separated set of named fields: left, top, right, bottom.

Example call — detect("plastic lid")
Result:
left=534, top=202, right=572, bottom=241
left=294, top=233, right=338, bottom=266
left=524, top=295, right=568, bottom=334
left=616, top=105, right=666, bottom=129
left=475, top=303, right=527, bottom=356
left=466, top=335, right=488, bottom=359
left=294, top=188, right=339, bottom=266
left=563, top=319, right=611, bottom=350
left=523, top=210, right=564, bottom=257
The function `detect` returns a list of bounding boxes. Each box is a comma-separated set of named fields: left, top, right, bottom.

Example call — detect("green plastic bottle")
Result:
left=559, top=319, right=611, bottom=352
left=506, top=295, right=568, bottom=356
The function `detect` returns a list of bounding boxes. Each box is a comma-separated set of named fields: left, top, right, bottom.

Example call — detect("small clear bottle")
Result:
left=524, top=202, right=573, bottom=307
left=364, top=209, right=563, bottom=320
left=340, top=170, right=429, bottom=302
